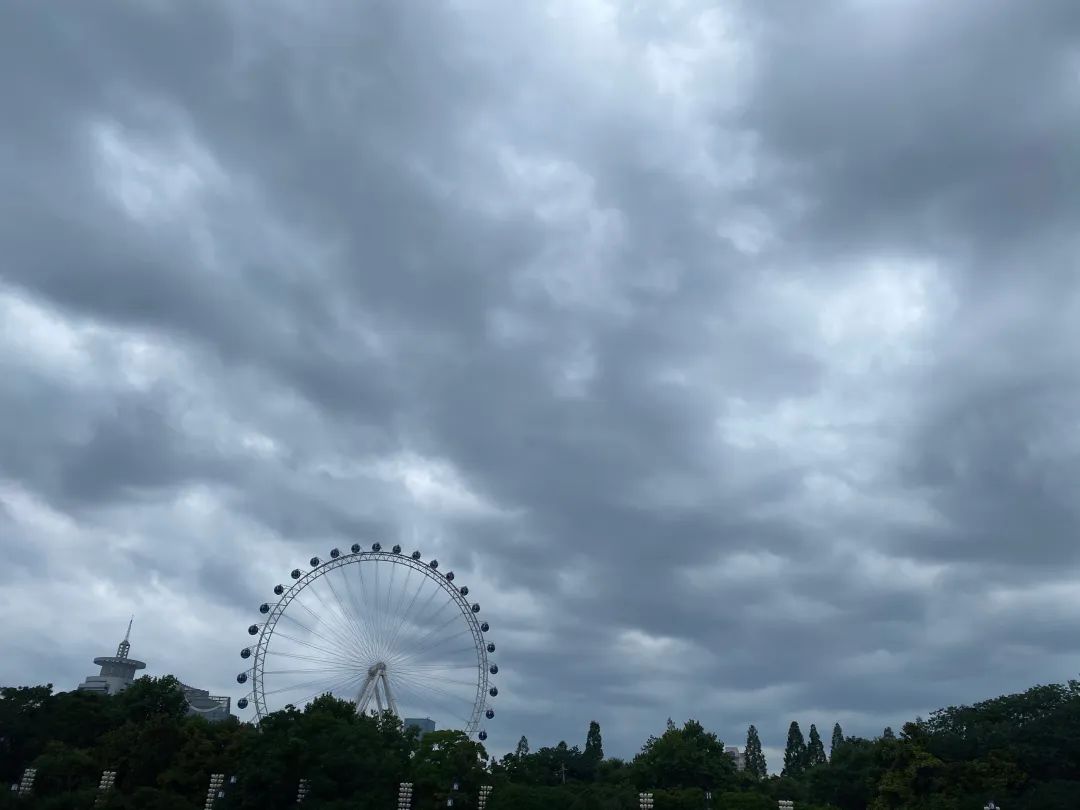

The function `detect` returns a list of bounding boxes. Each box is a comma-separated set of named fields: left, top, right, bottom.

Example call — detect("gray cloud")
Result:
left=3, top=0, right=1080, bottom=764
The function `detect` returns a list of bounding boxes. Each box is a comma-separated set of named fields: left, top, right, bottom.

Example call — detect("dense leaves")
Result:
left=5, top=675, right=1080, bottom=808
left=744, top=724, right=767, bottom=780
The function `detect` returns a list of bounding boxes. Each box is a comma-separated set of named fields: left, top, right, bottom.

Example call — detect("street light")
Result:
left=204, top=773, right=225, bottom=809
left=639, top=792, right=654, bottom=809
left=15, top=768, right=36, bottom=798
left=95, top=770, right=117, bottom=806
left=398, top=782, right=414, bottom=809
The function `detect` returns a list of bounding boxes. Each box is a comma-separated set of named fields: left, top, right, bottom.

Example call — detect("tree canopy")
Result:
left=4, top=675, right=1080, bottom=808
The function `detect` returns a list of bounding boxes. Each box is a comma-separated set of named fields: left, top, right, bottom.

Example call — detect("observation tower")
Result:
left=77, top=618, right=146, bottom=695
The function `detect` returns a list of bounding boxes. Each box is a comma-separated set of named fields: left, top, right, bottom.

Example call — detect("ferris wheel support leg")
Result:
left=355, top=670, right=379, bottom=715
left=382, top=673, right=400, bottom=717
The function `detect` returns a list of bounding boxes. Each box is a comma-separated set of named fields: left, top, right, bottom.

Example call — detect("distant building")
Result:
left=725, top=746, right=746, bottom=771
left=404, top=717, right=436, bottom=737
left=77, top=619, right=146, bottom=695
left=180, top=683, right=233, bottom=723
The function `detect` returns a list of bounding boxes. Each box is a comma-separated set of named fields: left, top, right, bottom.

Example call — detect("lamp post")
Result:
left=639, top=792, right=654, bottom=810
left=14, top=768, right=36, bottom=799
left=95, top=770, right=117, bottom=806
left=397, top=782, right=414, bottom=809
left=478, top=784, right=493, bottom=809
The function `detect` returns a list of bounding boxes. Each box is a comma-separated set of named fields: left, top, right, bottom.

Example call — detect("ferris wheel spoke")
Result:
left=381, top=563, right=418, bottom=654
left=271, top=625, right=363, bottom=666
left=278, top=604, right=366, bottom=665
left=392, top=644, right=478, bottom=674
left=281, top=671, right=370, bottom=710
left=381, top=567, right=429, bottom=655
left=390, top=577, right=444, bottom=654
left=383, top=558, right=398, bottom=647
left=403, top=592, right=458, bottom=650
left=323, top=570, right=382, bottom=663
left=298, top=576, right=375, bottom=661
left=393, top=669, right=479, bottom=689
left=262, top=666, right=359, bottom=676
left=288, top=590, right=363, bottom=657
left=393, top=611, right=472, bottom=665
left=395, top=661, right=481, bottom=670
left=355, top=558, right=380, bottom=652
left=265, top=649, right=358, bottom=668
left=413, top=579, right=458, bottom=630
left=340, top=562, right=381, bottom=662
left=391, top=672, right=479, bottom=724
left=391, top=677, right=474, bottom=721
left=263, top=670, right=362, bottom=698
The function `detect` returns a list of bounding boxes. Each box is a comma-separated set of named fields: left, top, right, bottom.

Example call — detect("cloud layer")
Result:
left=3, top=0, right=1080, bottom=763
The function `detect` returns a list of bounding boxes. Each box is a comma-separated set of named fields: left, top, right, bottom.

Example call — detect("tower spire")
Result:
left=117, top=616, right=133, bottom=659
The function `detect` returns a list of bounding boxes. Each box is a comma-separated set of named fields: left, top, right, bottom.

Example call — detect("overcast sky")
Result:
left=3, top=0, right=1080, bottom=767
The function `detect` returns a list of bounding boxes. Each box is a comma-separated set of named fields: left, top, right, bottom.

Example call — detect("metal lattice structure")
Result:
left=238, top=545, right=497, bottom=738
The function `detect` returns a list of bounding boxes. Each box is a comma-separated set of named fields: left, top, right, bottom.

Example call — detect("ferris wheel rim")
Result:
left=243, top=548, right=491, bottom=734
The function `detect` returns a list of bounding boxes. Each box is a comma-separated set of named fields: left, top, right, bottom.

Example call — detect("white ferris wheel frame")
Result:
left=248, top=549, right=491, bottom=734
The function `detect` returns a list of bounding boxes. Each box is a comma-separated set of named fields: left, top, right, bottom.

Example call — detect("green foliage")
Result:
left=585, top=720, right=604, bottom=769
left=7, top=674, right=1080, bottom=808
left=783, top=721, right=807, bottom=777
left=830, top=723, right=844, bottom=759
left=744, top=724, right=767, bottom=779
left=807, top=723, right=828, bottom=768
left=632, top=719, right=737, bottom=791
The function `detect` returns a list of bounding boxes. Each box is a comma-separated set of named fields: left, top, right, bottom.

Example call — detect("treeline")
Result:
left=3, top=676, right=1080, bottom=809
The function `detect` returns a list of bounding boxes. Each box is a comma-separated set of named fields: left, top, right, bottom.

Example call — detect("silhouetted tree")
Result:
left=806, top=723, right=827, bottom=767
left=782, top=721, right=806, bottom=777
left=744, top=724, right=767, bottom=779
left=830, top=722, right=843, bottom=759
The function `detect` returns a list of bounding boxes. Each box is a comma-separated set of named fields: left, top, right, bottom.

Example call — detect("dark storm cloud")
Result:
left=3, top=0, right=1080, bottom=763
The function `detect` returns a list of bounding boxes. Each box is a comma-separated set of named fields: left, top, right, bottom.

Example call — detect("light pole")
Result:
left=478, top=784, right=493, bottom=810
left=204, top=773, right=225, bottom=809
left=95, top=770, right=117, bottom=806
left=639, top=792, right=654, bottom=810
left=397, top=781, right=414, bottom=809
left=14, top=768, right=36, bottom=799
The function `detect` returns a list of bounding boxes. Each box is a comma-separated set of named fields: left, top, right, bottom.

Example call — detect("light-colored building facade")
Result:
left=725, top=745, right=746, bottom=771
left=404, top=717, right=436, bottom=737
left=180, top=683, right=233, bottom=723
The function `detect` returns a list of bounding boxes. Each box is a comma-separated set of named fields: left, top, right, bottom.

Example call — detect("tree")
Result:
left=782, top=721, right=806, bottom=777
left=806, top=724, right=827, bottom=768
left=583, top=721, right=603, bottom=780
left=516, top=735, right=530, bottom=758
left=585, top=721, right=603, bottom=762
left=882, top=726, right=896, bottom=740
left=744, top=725, right=767, bottom=779
left=830, top=723, right=844, bottom=760
left=632, top=719, right=737, bottom=790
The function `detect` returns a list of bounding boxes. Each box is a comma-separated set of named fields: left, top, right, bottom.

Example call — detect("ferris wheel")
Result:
left=236, top=543, right=498, bottom=740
